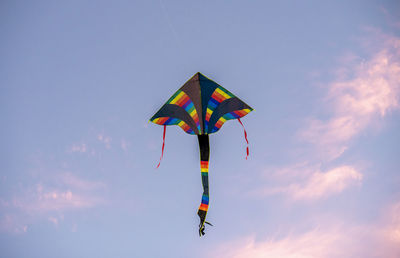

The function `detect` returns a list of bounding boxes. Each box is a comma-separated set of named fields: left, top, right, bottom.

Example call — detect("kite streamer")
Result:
left=238, top=118, right=249, bottom=160
left=156, top=125, right=166, bottom=169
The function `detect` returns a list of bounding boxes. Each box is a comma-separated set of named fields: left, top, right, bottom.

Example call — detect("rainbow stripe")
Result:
left=152, top=116, right=194, bottom=134
left=211, top=109, right=252, bottom=133
left=205, top=87, right=234, bottom=132
left=200, top=160, right=208, bottom=175
left=167, top=90, right=200, bottom=132
left=199, top=160, right=209, bottom=212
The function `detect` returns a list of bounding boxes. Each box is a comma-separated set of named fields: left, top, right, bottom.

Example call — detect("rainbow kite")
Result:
left=150, top=72, right=253, bottom=236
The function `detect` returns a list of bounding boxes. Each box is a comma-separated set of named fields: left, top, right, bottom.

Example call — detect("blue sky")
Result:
left=1, top=1, right=400, bottom=257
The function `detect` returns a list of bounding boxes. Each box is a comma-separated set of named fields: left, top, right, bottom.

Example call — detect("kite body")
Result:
left=150, top=72, right=253, bottom=236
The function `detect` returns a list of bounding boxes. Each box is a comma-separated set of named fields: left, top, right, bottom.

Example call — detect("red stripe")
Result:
left=156, top=125, right=166, bottom=168
left=212, top=92, right=224, bottom=103
left=235, top=110, right=246, bottom=116
left=181, top=122, right=189, bottom=131
left=205, top=112, right=211, bottom=121
left=176, top=95, right=189, bottom=106
left=215, top=120, right=223, bottom=128
left=238, top=118, right=249, bottom=160
left=199, top=203, right=209, bottom=211
left=158, top=117, right=169, bottom=124
left=193, top=113, right=199, bottom=123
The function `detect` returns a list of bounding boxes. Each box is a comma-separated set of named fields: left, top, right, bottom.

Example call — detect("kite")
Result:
left=150, top=72, right=253, bottom=236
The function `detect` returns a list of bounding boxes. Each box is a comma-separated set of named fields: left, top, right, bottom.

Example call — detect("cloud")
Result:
left=211, top=202, right=400, bottom=258
left=258, top=165, right=362, bottom=201
left=213, top=230, right=354, bottom=258
left=0, top=174, right=106, bottom=234
left=15, top=186, right=100, bottom=212
left=121, top=139, right=129, bottom=151
left=253, top=33, right=400, bottom=202
left=300, top=33, right=400, bottom=160
left=48, top=216, right=59, bottom=226
left=60, top=173, right=106, bottom=191
left=68, top=143, right=87, bottom=153
left=380, top=202, right=400, bottom=253
left=0, top=214, right=28, bottom=234
left=98, top=134, right=112, bottom=149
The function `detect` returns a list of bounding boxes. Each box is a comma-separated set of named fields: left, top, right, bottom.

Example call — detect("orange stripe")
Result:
left=180, top=122, right=189, bottom=131
left=212, top=92, right=225, bottom=102
left=216, top=120, right=224, bottom=128
left=192, top=113, right=199, bottom=123
left=214, top=90, right=227, bottom=100
left=176, top=94, right=189, bottom=106
left=234, top=110, right=244, bottom=116
left=235, top=109, right=248, bottom=116
left=199, top=203, right=208, bottom=211
left=158, top=117, right=169, bottom=124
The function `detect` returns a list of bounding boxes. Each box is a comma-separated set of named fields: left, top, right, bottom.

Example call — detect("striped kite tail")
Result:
left=197, top=134, right=213, bottom=236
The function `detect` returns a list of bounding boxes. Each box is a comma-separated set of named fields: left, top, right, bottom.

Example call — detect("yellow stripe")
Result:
left=201, top=168, right=208, bottom=172
left=169, top=91, right=185, bottom=104
left=215, top=88, right=231, bottom=99
left=189, top=109, right=197, bottom=117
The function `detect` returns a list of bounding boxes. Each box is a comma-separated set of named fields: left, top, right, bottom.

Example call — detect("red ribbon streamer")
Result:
left=156, top=125, right=166, bottom=168
left=238, top=118, right=249, bottom=160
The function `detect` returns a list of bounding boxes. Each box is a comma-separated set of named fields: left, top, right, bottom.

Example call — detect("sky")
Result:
left=1, top=1, right=400, bottom=257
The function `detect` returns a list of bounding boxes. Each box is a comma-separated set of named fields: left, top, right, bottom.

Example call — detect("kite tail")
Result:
left=197, top=134, right=212, bottom=236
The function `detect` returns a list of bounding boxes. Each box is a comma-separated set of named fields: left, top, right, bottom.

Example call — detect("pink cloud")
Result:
left=0, top=174, right=106, bottom=233
left=254, top=33, right=399, bottom=202
left=0, top=214, right=28, bottom=234
left=301, top=33, right=400, bottom=160
left=258, top=165, right=362, bottom=201
left=213, top=230, right=355, bottom=258
left=60, top=173, right=106, bottom=191
left=48, top=216, right=59, bottom=226
left=98, top=133, right=112, bottom=149
left=211, top=202, right=400, bottom=258
left=68, top=143, right=87, bottom=153
left=121, top=139, right=129, bottom=151
left=12, top=184, right=102, bottom=213
left=380, top=202, right=400, bottom=255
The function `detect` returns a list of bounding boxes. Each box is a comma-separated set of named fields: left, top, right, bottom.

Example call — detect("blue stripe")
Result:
left=182, top=99, right=191, bottom=109
left=202, top=195, right=209, bottom=204
left=184, top=102, right=194, bottom=111
left=209, top=98, right=219, bottom=107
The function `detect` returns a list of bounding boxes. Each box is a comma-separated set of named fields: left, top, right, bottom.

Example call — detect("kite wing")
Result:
left=150, top=72, right=253, bottom=135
